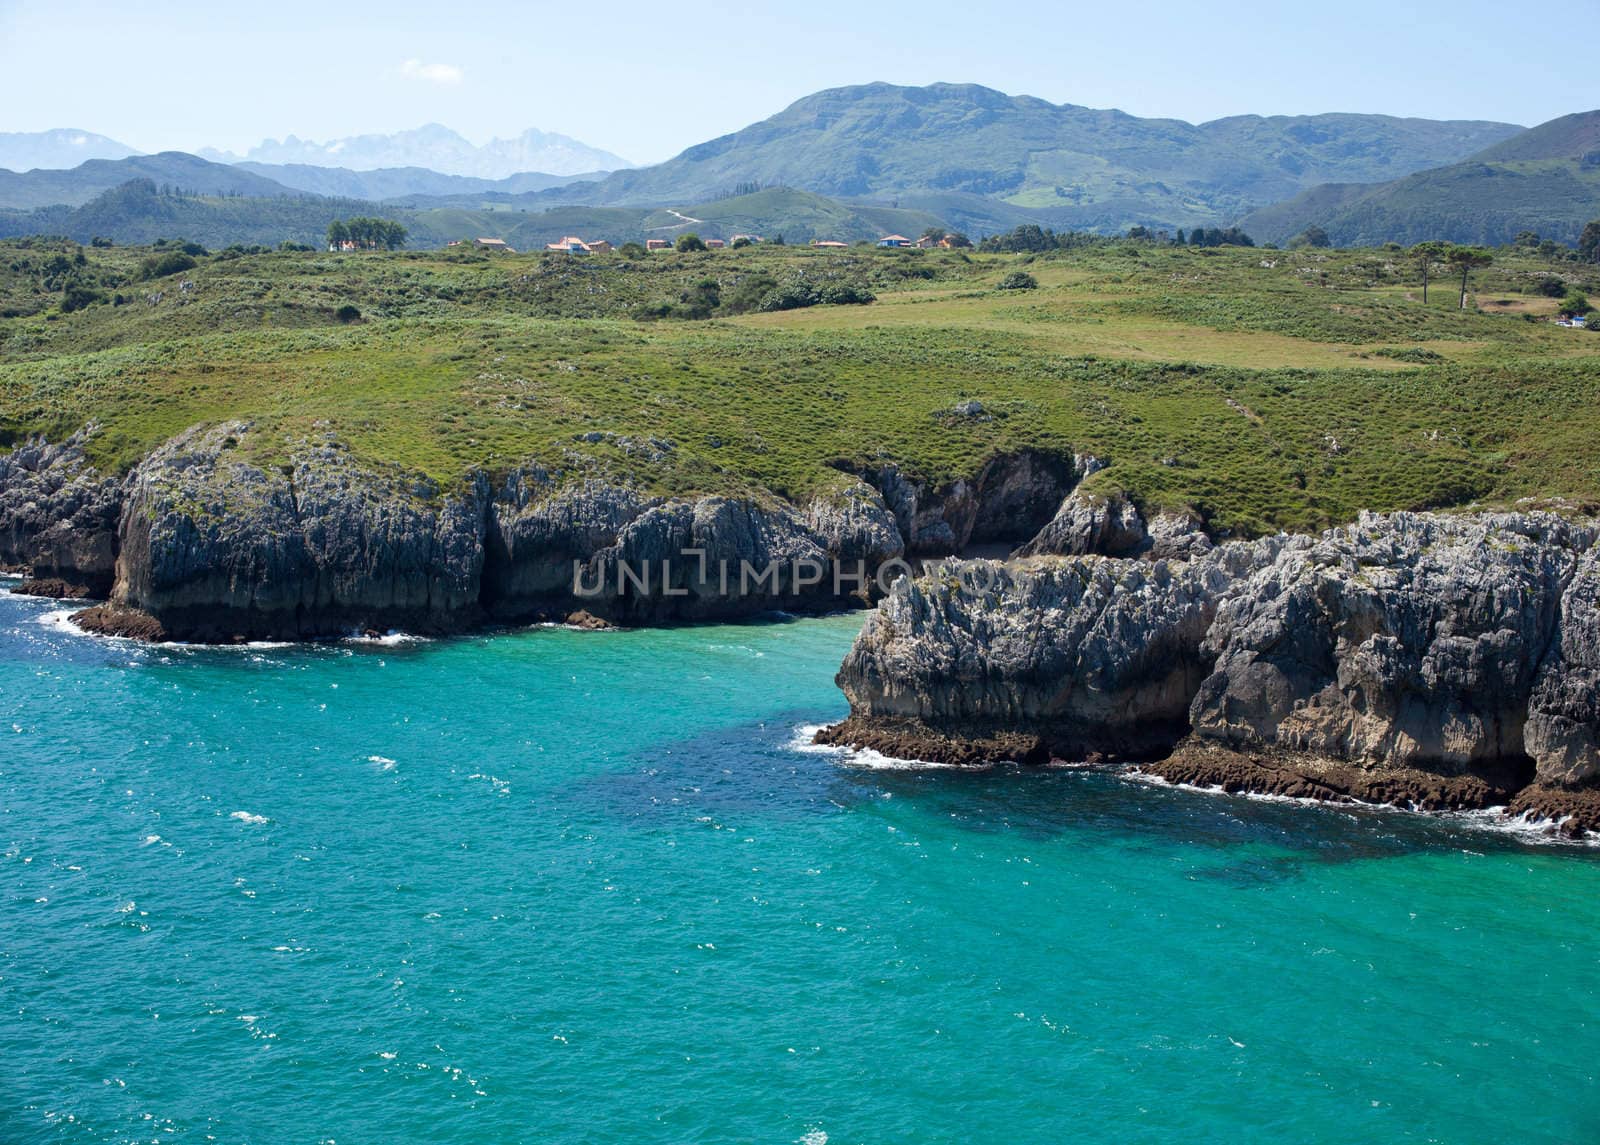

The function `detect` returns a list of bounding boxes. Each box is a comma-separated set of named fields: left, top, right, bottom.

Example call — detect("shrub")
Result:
left=996, top=270, right=1038, bottom=291
left=136, top=252, right=197, bottom=280
left=60, top=281, right=104, bottom=313
left=334, top=304, right=362, bottom=323
left=676, top=234, right=707, bottom=253
left=722, top=273, right=779, bottom=315
left=1560, top=291, right=1590, bottom=317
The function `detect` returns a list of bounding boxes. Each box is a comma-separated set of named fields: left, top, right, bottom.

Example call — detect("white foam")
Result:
left=343, top=630, right=429, bottom=647
left=1133, top=771, right=1600, bottom=847
left=786, top=723, right=979, bottom=770
left=229, top=811, right=270, bottom=826
left=367, top=755, right=398, bottom=771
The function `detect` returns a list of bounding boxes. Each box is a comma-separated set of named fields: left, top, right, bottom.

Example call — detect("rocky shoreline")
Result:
left=0, top=422, right=1202, bottom=643
left=819, top=510, right=1600, bottom=838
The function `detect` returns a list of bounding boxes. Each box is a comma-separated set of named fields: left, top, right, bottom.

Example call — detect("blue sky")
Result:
left=1, top=0, right=1589, bottom=165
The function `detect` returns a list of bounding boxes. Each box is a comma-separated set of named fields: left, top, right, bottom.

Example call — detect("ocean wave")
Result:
left=343, top=630, right=431, bottom=647
left=229, top=811, right=270, bottom=826
left=786, top=723, right=975, bottom=770
left=1132, top=771, right=1600, bottom=848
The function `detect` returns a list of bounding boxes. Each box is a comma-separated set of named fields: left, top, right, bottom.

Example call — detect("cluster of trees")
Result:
left=1581, top=220, right=1600, bottom=264
left=1179, top=226, right=1255, bottom=248
left=978, top=223, right=1255, bottom=253
left=1407, top=241, right=1495, bottom=308
left=921, top=227, right=972, bottom=248
left=978, top=225, right=1103, bottom=253
left=325, top=218, right=408, bottom=251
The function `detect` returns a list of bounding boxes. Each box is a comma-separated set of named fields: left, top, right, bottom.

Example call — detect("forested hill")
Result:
left=1240, top=110, right=1600, bottom=247
left=570, top=83, right=1522, bottom=230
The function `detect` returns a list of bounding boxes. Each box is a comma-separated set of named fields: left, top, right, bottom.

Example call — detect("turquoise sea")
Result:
left=3, top=583, right=1599, bottom=1144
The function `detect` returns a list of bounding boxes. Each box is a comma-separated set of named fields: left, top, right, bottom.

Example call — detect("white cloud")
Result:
left=399, top=59, right=464, bottom=86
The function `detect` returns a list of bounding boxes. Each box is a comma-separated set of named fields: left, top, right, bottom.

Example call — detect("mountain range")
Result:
left=197, top=124, right=631, bottom=179
left=559, top=84, right=1523, bottom=232
left=0, top=129, right=140, bottom=172
left=1, top=84, right=1594, bottom=250
left=1241, top=110, right=1600, bottom=246
left=0, top=124, right=629, bottom=180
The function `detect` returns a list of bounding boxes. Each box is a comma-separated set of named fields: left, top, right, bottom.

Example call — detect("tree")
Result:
left=1291, top=225, right=1331, bottom=249
left=676, top=233, right=707, bottom=252
left=1580, top=220, right=1600, bottom=264
left=1409, top=240, right=1447, bottom=303
left=327, top=220, right=349, bottom=249
left=1445, top=245, right=1494, bottom=310
left=921, top=226, right=946, bottom=242
left=942, top=231, right=972, bottom=249
left=1560, top=291, right=1591, bottom=318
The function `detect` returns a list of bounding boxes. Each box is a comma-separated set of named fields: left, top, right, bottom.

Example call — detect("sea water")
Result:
left=2, top=586, right=1598, bottom=1143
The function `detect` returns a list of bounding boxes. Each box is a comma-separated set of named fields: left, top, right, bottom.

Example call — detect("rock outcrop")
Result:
left=822, top=539, right=1286, bottom=760
left=6, top=422, right=1174, bottom=641
left=110, top=423, right=490, bottom=641
left=0, top=432, right=121, bottom=595
left=822, top=510, right=1600, bottom=834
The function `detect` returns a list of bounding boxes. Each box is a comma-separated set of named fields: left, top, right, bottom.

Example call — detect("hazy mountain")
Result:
left=0, top=129, right=139, bottom=172
left=0, top=152, right=302, bottom=211
left=1238, top=110, right=1600, bottom=246
left=0, top=178, right=364, bottom=248
left=203, top=125, right=631, bottom=179
left=233, top=163, right=609, bottom=201
left=577, top=83, right=1522, bottom=231
left=0, top=179, right=940, bottom=251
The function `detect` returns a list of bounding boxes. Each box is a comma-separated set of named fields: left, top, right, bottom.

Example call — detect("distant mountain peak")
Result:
left=204, top=125, right=631, bottom=179
left=0, top=129, right=140, bottom=172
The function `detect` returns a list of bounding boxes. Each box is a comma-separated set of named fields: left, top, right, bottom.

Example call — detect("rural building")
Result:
left=810, top=240, right=849, bottom=248
left=473, top=237, right=514, bottom=252
left=587, top=239, right=613, bottom=253
left=877, top=234, right=910, bottom=248
left=730, top=234, right=762, bottom=245
left=913, top=234, right=940, bottom=249
left=704, top=238, right=726, bottom=249
left=546, top=236, right=593, bottom=253
left=646, top=239, right=671, bottom=251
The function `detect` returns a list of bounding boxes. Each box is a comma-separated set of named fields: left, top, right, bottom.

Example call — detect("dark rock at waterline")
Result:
left=1505, top=782, right=1600, bottom=837
left=1141, top=738, right=1529, bottom=813
left=823, top=510, right=1600, bottom=835
left=11, top=577, right=96, bottom=599
left=0, top=432, right=120, bottom=597
left=72, top=604, right=170, bottom=642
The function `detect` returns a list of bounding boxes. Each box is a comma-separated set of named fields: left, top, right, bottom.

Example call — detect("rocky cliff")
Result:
left=0, top=431, right=121, bottom=596
left=2, top=423, right=1132, bottom=641
left=822, top=511, right=1600, bottom=835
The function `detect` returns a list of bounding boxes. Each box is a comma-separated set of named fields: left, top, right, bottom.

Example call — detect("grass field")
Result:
left=2, top=237, right=1597, bottom=537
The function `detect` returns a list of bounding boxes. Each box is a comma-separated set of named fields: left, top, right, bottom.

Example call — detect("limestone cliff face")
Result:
left=1191, top=512, right=1591, bottom=773
left=112, top=423, right=490, bottom=640
left=833, top=539, right=1286, bottom=757
left=0, top=433, right=121, bottom=594
left=848, top=450, right=1082, bottom=555
left=1526, top=546, right=1600, bottom=783
left=828, top=511, right=1600, bottom=797
left=5, top=419, right=1144, bottom=639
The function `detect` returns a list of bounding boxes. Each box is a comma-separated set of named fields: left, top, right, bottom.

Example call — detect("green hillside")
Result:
left=1240, top=111, right=1600, bottom=247
left=577, top=83, right=1521, bottom=230
left=0, top=152, right=297, bottom=210
left=0, top=183, right=947, bottom=250
left=3, top=237, right=1598, bottom=538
